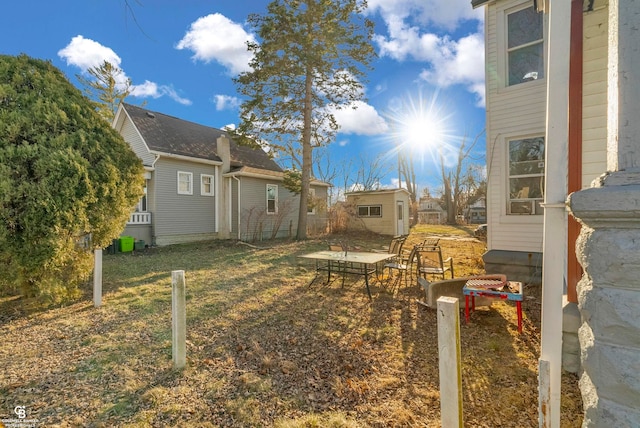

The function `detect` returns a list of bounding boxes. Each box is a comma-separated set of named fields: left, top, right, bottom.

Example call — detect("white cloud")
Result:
left=369, top=0, right=486, bottom=106
left=367, top=0, right=482, bottom=30
left=213, top=94, right=241, bottom=111
left=176, top=13, right=255, bottom=75
left=374, top=19, right=485, bottom=107
left=130, top=81, right=192, bottom=106
left=59, top=36, right=191, bottom=106
left=58, top=35, right=122, bottom=70
left=332, top=101, right=389, bottom=136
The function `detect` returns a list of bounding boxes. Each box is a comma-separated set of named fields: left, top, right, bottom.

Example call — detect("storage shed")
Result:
left=345, top=189, right=410, bottom=236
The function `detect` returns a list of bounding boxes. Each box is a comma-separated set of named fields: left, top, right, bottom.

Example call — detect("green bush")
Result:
left=0, top=54, right=144, bottom=301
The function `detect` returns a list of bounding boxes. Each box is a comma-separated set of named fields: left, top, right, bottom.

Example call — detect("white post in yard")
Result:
left=437, top=296, right=463, bottom=428
left=171, top=270, right=187, bottom=369
left=93, top=248, right=102, bottom=308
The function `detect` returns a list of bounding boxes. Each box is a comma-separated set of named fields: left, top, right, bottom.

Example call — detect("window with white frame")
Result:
left=508, top=136, right=545, bottom=215
left=307, top=188, right=316, bottom=215
left=267, top=184, right=278, bottom=214
left=201, top=174, right=214, bottom=196
left=357, top=205, right=382, bottom=218
left=177, top=171, right=193, bottom=195
left=507, top=5, right=544, bottom=86
left=135, top=181, right=148, bottom=212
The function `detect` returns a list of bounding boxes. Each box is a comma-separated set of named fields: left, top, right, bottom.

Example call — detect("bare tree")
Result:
left=353, top=153, right=393, bottom=191
left=399, top=151, right=419, bottom=225
left=439, top=129, right=485, bottom=224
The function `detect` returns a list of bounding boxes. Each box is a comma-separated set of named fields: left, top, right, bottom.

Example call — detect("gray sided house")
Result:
left=113, top=103, right=329, bottom=245
left=345, top=189, right=410, bottom=236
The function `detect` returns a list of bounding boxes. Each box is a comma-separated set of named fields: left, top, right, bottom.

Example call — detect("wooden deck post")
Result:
left=171, top=270, right=187, bottom=369
left=437, top=296, right=463, bottom=427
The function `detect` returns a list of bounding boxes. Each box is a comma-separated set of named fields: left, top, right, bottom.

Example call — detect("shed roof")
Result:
left=122, top=103, right=282, bottom=173
left=345, top=188, right=411, bottom=197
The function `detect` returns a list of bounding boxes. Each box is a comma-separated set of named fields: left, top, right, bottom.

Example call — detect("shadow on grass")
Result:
left=0, top=232, right=580, bottom=426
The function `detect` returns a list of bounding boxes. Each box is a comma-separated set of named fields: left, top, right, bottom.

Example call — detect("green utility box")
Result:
left=119, top=236, right=135, bottom=253
left=134, top=240, right=146, bottom=251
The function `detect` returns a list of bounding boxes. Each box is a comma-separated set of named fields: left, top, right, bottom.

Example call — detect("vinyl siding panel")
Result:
left=118, top=115, right=156, bottom=167
left=346, top=191, right=410, bottom=236
left=238, top=177, right=299, bottom=241
left=307, top=185, right=329, bottom=235
left=153, top=157, right=217, bottom=245
left=485, top=0, right=547, bottom=253
left=582, top=6, right=608, bottom=188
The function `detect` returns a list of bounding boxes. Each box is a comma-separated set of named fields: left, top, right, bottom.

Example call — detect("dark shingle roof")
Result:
left=471, top=0, right=490, bottom=7
left=123, top=103, right=282, bottom=172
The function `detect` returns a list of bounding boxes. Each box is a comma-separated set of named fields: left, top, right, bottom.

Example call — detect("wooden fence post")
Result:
left=437, top=296, right=463, bottom=427
left=93, top=249, right=102, bottom=308
left=171, top=270, right=187, bottom=369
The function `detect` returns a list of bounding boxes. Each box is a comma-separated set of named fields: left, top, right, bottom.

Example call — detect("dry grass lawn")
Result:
left=0, top=225, right=583, bottom=427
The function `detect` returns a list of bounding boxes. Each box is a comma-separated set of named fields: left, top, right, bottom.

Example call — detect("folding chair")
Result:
left=415, top=245, right=454, bottom=280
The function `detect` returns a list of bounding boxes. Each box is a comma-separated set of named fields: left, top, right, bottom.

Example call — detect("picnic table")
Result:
left=299, top=250, right=396, bottom=299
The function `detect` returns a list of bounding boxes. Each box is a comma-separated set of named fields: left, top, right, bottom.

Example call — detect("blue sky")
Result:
left=1, top=0, right=486, bottom=195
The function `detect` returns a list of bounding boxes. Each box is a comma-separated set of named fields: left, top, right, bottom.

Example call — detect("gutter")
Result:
left=232, top=175, right=241, bottom=240
left=149, top=150, right=223, bottom=166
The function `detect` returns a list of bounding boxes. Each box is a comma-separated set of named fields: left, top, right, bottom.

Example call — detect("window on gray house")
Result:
left=267, top=184, right=278, bottom=214
left=201, top=174, right=214, bottom=196
left=177, top=171, right=193, bottom=195
left=508, top=6, right=544, bottom=86
left=508, top=136, right=545, bottom=215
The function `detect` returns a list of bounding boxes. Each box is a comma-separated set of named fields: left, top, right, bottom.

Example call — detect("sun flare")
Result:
left=385, top=91, right=457, bottom=165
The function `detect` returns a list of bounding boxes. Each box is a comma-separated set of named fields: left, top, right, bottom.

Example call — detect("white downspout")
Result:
left=232, top=176, right=241, bottom=240
left=215, top=165, right=220, bottom=233
left=539, top=0, right=570, bottom=427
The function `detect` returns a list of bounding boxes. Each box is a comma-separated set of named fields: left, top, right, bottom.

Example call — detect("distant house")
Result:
left=345, top=189, right=410, bottom=236
left=113, top=103, right=329, bottom=245
left=464, top=200, right=486, bottom=224
left=417, top=196, right=446, bottom=224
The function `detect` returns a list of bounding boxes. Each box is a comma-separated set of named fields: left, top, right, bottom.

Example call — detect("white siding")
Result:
left=582, top=6, right=608, bottom=187
left=485, top=0, right=547, bottom=253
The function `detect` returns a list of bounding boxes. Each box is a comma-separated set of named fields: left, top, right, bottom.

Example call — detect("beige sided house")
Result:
left=345, top=189, right=410, bottom=236
left=113, top=103, right=329, bottom=245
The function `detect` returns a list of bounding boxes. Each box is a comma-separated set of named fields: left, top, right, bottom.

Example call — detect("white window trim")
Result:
left=267, top=184, right=278, bottom=215
left=200, top=174, right=215, bottom=196
left=496, top=1, right=548, bottom=93
left=500, top=132, right=546, bottom=222
left=177, top=171, right=193, bottom=195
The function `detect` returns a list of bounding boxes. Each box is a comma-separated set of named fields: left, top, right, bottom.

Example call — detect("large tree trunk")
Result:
left=297, top=68, right=314, bottom=240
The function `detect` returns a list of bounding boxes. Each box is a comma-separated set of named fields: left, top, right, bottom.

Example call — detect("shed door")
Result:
left=396, top=201, right=405, bottom=235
